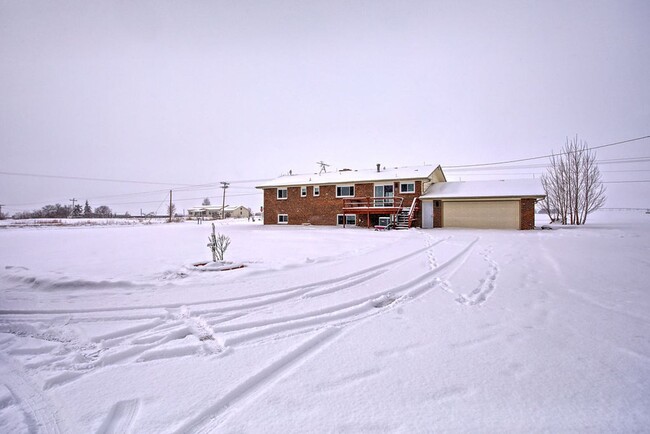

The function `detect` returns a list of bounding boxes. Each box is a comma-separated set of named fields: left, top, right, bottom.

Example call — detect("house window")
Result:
left=400, top=182, right=415, bottom=193
left=336, top=185, right=355, bottom=198
left=278, top=214, right=288, bottom=224
left=374, top=184, right=394, bottom=207
left=277, top=188, right=288, bottom=200
left=337, top=214, right=356, bottom=226
left=313, top=186, right=320, bottom=197
left=300, top=186, right=307, bottom=197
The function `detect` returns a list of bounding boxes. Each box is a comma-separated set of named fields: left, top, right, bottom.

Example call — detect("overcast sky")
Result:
left=1, top=0, right=649, bottom=215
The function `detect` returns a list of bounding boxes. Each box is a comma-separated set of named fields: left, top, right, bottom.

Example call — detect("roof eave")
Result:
left=420, top=194, right=546, bottom=200
left=258, top=175, right=434, bottom=189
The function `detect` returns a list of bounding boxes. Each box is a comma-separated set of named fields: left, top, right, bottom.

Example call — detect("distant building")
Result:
left=223, top=205, right=251, bottom=219
left=187, top=205, right=251, bottom=220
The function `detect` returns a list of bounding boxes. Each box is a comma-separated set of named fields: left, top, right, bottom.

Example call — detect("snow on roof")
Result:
left=256, top=165, right=437, bottom=188
left=420, top=179, right=546, bottom=199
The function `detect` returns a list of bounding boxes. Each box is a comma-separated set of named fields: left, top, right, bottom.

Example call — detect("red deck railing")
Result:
left=342, top=196, right=405, bottom=210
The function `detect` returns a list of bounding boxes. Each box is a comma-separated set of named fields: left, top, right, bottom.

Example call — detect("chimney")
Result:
left=376, top=163, right=381, bottom=173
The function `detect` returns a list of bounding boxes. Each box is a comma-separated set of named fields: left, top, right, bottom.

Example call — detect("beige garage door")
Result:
left=443, top=200, right=520, bottom=229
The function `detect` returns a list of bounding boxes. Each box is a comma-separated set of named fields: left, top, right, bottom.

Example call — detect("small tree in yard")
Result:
left=541, top=136, right=606, bottom=225
left=202, top=197, right=211, bottom=206
left=207, top=223, right=231, bottom=262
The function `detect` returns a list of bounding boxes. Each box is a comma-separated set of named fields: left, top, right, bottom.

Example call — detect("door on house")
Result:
left=374, top=184, right=394, bottom=207
left=422, top=200, right=433, bottom=228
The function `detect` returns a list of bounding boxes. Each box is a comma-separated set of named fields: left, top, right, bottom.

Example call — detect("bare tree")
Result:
left=95, top=205, right=113, bottom=217
left=541, top=136, right=606, bottom=225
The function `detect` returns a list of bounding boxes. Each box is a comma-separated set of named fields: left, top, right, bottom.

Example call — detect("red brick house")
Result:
left=257, top=164, right=446, bottom=228
left=256, top=164, right=545, bottom=230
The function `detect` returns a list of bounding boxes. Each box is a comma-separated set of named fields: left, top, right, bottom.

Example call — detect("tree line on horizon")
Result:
left=10, top=200, right=117, bottom=219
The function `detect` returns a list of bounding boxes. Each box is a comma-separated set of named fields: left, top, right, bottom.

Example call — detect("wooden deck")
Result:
left=342, top=197, right=406, bottom=228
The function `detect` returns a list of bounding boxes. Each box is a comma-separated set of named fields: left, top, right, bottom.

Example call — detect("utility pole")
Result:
left=169, top=190, right=173, bottom=222
left=220, top=182, right=229, bottom=220
left=69, top=198, right=77, bottom=218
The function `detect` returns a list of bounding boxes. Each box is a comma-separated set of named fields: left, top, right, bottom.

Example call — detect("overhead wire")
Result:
left=3, top=134, right=649, bottom=211
left=445, top=135, right=650, bottom=169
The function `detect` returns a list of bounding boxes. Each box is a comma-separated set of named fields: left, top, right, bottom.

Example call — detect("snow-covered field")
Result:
left=1, top=212, right=648, bottom=433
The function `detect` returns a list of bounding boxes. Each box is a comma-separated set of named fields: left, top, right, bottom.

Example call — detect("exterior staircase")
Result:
left=395, top=198, right=419, bottom=230
left=395, top=209, right=410, bottom=229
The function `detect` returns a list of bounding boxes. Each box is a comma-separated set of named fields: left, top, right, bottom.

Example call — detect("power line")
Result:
left=603, top=180, right=650, bottom=184
left=103, top=192, right=260, bottom=206
left=444, top=156, right=650, bottom=172
left=445, top=135, right=650, bottom=169
left=0, top=170, right=194, bottom=187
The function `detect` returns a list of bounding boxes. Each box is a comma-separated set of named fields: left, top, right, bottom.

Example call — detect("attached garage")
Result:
left=420, top=179, right=546, bottom=230
left=443, top=200, right=520, bottom=229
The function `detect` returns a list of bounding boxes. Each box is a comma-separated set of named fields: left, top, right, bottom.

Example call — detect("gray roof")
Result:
left=420, top=179, right=546, bottom=199
left=256, top=165, right=437, bottom=188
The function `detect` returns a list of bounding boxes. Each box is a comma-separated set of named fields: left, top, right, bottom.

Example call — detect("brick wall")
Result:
left=433, top=200, right=443, bottom=228
left=264, top=185, right=342, bottom=225
left=519, top=198, right=536, bottom=230
left=263, top=180, right=424, bottom=227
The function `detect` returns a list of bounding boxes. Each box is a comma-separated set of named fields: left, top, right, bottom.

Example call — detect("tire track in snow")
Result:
left=42, top=308, right=226, bottom=390
left=0, top=354, right=64, bottom=434
left=179, top=237, right=480, bottom=432
left=1, top=236, right=476, bottom=402
left=96, top=399, right=140, bottom=434
left=215, top=236, right=480, bottom=348
left=0, top=241, right=440, bottom=317
left=172, top=328, right=341, bottom=434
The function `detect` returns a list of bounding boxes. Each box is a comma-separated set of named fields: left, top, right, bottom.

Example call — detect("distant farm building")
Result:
left=187, top=205, right=251, bottom=220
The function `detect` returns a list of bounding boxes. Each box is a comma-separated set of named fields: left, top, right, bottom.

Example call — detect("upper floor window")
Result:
left=300, top=186, right=307, bottom=197
left=277, top=188, right=288, bottom=200
left=336, top=185, right=355, bottom=198
left=313, top=186, right=320, bottom=197
left=400, top=182, right=415, bottom=193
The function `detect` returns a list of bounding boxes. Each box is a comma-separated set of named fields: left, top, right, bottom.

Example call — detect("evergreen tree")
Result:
left=83, top=200, right=92, bottom=215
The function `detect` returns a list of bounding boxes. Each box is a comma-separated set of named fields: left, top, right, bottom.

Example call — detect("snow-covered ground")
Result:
left=1, top=212, right=648, bottom=433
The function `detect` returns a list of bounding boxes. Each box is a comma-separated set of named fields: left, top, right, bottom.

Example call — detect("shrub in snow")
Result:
left=207, top=223, right=231, bottom=262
